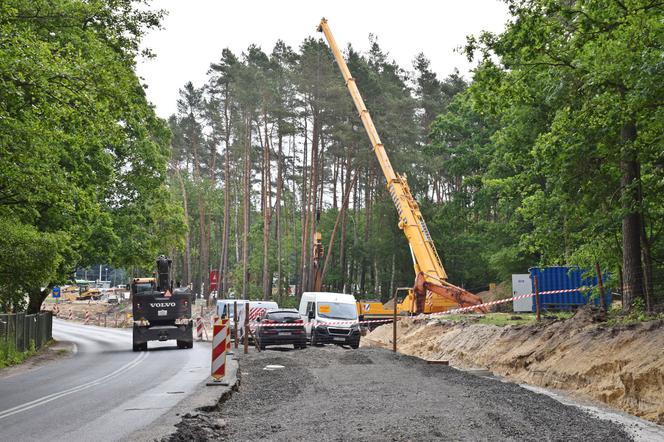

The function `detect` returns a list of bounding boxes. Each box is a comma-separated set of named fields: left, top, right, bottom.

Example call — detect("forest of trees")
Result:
left=168, top=1, right=663, bottom=312
left=1, top=0, right=661, bottom=314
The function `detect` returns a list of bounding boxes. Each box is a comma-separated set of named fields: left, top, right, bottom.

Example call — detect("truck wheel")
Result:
left=132, top=343, right=140, bottom=352
left=177, top=340, right=192, bottom=349
left=133, top=343, right=147, bottom=352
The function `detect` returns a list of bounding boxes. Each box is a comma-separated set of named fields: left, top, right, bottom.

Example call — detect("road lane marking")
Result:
left=0, top=351, right=149, bottom=420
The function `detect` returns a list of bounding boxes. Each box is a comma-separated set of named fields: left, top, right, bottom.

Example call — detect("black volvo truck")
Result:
left=131, top=256, right=193, bottom=351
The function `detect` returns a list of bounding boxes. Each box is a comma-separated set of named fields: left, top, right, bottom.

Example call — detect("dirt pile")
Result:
left=363, top=308, right=664, bottom=424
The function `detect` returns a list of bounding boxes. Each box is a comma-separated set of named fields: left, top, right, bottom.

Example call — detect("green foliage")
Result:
left=0, top=1, right=177, bottom=312
left=0, top=339, right=37, bottom=369
left=428, top=0, right=664, bottom=306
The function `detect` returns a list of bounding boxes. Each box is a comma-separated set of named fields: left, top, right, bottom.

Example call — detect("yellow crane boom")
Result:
left=317, top=18, right=484, bottom=314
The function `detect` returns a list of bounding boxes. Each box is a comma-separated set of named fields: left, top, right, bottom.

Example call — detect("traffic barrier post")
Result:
left=595, top=262, right=607, bottom=314
left=207, top=318, right=229, bottom=386
left=243, top=302, right=249, bottom=354
left=392, top=291, right=397, bottom=353
left=534, top=276, right=541, bottom=322
left=233, top=301, right=238, bottom=349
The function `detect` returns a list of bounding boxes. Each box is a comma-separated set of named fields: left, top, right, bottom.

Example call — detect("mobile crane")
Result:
left=317, top=19, right=485, bottom=315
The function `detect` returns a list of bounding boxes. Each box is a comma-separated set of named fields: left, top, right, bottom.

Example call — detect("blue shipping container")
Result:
left=527, top=266, right=611, bottom=312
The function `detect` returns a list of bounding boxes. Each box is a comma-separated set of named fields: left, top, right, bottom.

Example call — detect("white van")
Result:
left=216, top=299, right=248, bottom=320
left=217, top=299, right=279, bottom=338
left=299, top=292, right=361, bottom=349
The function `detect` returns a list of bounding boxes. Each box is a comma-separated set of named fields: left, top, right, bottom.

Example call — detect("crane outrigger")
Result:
left=317, top=18, right=485, bottom=314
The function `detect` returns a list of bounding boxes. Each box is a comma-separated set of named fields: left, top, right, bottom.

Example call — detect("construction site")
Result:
left=1, top=2, right=663, bottom=441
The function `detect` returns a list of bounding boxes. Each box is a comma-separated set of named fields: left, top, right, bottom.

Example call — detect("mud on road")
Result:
left=166, top=346, right=631, bottom=441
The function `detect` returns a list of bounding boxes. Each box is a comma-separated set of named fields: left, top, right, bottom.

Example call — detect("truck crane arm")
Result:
left=317, top=18, right=485, bottom=314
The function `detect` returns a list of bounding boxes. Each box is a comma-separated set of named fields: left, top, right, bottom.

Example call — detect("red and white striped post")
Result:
left=84, top=310, right=92, bottom=325
left=208, top=318, right=229, bottom=386
left=196, top=317, right=206, bottom=341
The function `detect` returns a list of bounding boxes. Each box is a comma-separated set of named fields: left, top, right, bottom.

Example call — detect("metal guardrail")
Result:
left=0, top=311, right=53, bottom=353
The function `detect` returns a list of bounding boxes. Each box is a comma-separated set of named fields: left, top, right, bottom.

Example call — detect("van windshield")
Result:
left=317, top=302, right=357, bottom=320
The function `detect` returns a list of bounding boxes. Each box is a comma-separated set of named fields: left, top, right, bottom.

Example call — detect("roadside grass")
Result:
left=437, top=312, right=574, bottom=327
left=0, top=340, right=37, bottom=369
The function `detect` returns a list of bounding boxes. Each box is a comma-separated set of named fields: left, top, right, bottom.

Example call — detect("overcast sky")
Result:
left=137, top=0, right=510, bottom=118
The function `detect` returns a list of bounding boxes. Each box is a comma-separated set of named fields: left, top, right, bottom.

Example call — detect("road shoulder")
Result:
left=0, top=340, right=75, bottom=380
left=126, top=355, right=239, bottom=442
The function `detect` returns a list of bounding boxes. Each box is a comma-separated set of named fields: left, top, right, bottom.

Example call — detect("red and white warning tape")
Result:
left=250, top=287, right=589, bottom=327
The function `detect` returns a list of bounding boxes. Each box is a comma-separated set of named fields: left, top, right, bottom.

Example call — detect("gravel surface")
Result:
left=165, top=346, right=632, bottom=441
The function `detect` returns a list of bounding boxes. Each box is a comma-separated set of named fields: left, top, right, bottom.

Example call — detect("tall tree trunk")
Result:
left=620, top=120, right=643, bottom=311
left=320, top=169, right=356, bottom=285
left=338, top=159, right=350, bottom=292
left=175, top=167, right=192, bottom=287
left=640, top=216, right=654, bottom=313
left=332, top=157, right=339, bottom=210
left=220, top=88, right=232, bottom=297
left=198, top=202, right=209, bottom=300
left=234, top=178, right=240, bottom=265
left=275, top=127, right=284, bottom=299
left=360, top=168, right=371, bottom=295
left=306, top=115, right=320, bottom=291
left=242, top=115, right=251, bottom=299
left=298, top=116, right=309, bottom=298
left=261, top=112, right=271, bottom=300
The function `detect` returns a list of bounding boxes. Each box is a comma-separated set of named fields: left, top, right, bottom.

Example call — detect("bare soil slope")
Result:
left=363, top=309, right=664, bottom=424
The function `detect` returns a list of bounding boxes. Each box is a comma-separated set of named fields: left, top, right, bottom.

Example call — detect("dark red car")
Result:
left=256, top=309, right=307, bottom=350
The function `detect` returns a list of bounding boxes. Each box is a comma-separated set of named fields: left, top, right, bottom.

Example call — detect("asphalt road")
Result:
left=0, top=319, right=210, bottom=442
left=166, top=346, right=632, bottom=442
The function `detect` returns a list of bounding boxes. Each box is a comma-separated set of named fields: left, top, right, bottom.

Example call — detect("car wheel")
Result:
left=132, top=343, right=141, bottom=352
left=350, top=342, right=360, bottom=349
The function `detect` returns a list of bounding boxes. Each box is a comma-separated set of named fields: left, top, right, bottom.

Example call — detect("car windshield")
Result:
left=317, top=302, right=357, bottom=320
left=266, top=311, right=300, bottom=322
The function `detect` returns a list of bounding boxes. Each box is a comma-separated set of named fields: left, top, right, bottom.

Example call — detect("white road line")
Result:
left=0, top=351, right=149, bottom=420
